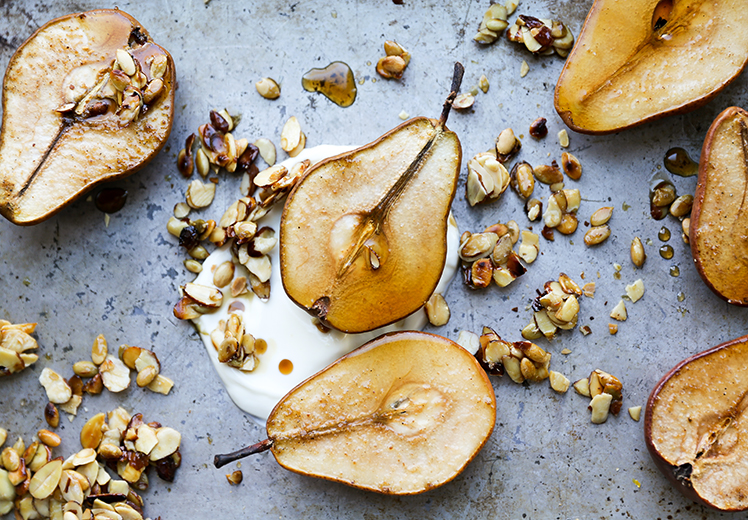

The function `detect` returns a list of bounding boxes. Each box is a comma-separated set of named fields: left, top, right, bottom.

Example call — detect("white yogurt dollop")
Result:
left=192, top=145, right=460, bottom=420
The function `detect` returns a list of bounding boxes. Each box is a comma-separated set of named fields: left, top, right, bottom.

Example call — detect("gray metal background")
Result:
left=1, top=1, right=747, bottom=518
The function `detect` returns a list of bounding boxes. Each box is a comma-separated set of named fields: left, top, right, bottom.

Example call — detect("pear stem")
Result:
left=214, top=438, right=273, bottom=468
left=439, top=62, right=464, bottom=128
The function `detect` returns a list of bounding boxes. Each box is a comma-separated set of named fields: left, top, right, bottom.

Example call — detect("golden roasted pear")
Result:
left=555, top=0, right=748, bottom=134
left=645, top=334, right=748, bottom=511
left=690, top=106, right=748, bottom=306
left=280, top=64, right=463, bottom=333
left=214, top=331, right=496, bottom=494
left=0, top=9, right=175, bottom=225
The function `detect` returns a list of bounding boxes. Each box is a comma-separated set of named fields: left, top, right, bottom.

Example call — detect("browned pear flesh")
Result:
left=215, top=331, right=496, bottom=494
left=690, top=106, right=748, bottom=305
left=554, top=0, right=748, bottom=134
left=0, top=9, right=175, bottom=225
left=280, top=77, right=462, bottom=333
left=645, top=335, right=748, bottom=511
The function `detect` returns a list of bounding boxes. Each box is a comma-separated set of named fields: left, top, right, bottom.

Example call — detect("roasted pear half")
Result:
left=645, top=335, right=748, bottom=511
left=555, top=0, right=748, bottom=134
left=280, top=65, right=463, bottom=333
left=690, top=106, right=748, bottom=306
left=214, top=331, right=496, bottom=494
left=0, top=9, right=175, bottom=225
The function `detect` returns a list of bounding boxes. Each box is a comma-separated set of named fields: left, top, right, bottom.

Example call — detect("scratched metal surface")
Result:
left=1, top=1, right=747, bottom=518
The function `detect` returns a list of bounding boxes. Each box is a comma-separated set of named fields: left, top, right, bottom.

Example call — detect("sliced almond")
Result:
left=71, top=448, right=96, bottom=467
left=80, top=413, right=106, bottom=450
left=183, top=283, right=223, bottom=307
left=146, top=374, right=174, bottom=395
left=186, top=179, right=216, bottom=209
left=149, top=428, right=181, bottom=461
left=609, top=300, right=628, bottom=321
left=625, top=279, right=645, bottom=303
left=572, top=378, right=590, bottom=397
left=243, top=255, right=272, bottom=283
left=280, top=116, right=302, bottom=152
left=628, top=406, right=642, bottom=422
left=29, top=459, right=63, bottom=500
left=254, top=138, right=277, bottom=166
left=99, top=355, right=131, bottom=393
left=136, top=366, right=158, bottom=387
left=134, top=350, right=160, bottom=374
left=39, top=368, right=72, bottom=404
left=590, top=393, right=613, bottom=424
left=213, top=261, right=235, bottom=288
left=424, top=293, right=450, bottom=326
left=134, top=425, right=159, bottom=455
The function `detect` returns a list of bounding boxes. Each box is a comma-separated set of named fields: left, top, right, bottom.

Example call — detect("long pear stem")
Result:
left=214, top=438, right=273, bottom=468
left=439, top=62, right=464, bottom=127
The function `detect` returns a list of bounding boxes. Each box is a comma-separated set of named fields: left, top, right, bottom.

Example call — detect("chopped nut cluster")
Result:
left=376, top=40, right=411, bottom=80
left=466, top=152, right=510, bottom=206
left=56, top=47, right=168, bottom=127
left=459, top=222, right=527, bottom=289
left=473, top=1, right=516, bottom=44
left=38, top=335, right=172, bottom=424
left=523, top=274, right=585, bottom=340
left=507, top=15, right=575, bottom=57
left=573, top=369, right=623, bottom=424
left=0, top=406, right=179, bottom=519
left=0, top=320, right=39, bottom=377
left=210, top=313, right=262, bottom=372
left=474, top=327, right=556, bottom=385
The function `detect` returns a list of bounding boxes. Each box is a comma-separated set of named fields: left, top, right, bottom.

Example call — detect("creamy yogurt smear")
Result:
left=192, top=145, right=460, bottom=420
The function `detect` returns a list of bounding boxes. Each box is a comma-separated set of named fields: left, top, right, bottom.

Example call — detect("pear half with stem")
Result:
left=645, top=334, right=748, bottom=511
left=0, top=9, right=175, bottom=224
left=690, top=106, right=748, bottom=306
left=214, top=331, right=496, bottom=494
left=555, top=0, right=748, bottom=134
left=279, top=64, right=464, bottom=333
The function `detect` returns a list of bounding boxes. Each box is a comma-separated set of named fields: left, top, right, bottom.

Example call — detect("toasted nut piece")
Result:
left=255, top=77, right=281, bottom=99
left=557, top=129, right=570, bottom=148
left=280, top=116, right=302, bottom=152
left=115, top=49, right=136, bottom=76
left=625, top=279, right=645, bottom=303
left=147, top=374, right=174, bottom=395
left=670, top=194, right=693, bottom=217
left=184, top=283, right=223, bottom=307
left=629, top=406, right=642, bottom=422
left=0, top=430, right=5, bottom=449
left=582, top=282, right=596, bottom=297
left=630, top=237, right=646, bottom=268
left=471, top=259, right=493, bottom=288
left=526, top=198, right=542, bottom=221
left=452, top=93, right=475, bottom=109
left=529, top=117, right=548, bottom=139
left=610, top=300, right=628, bottom=321
left=456, top=330, right=481, bottom=355
left=533, top=163, right=563, bottom=185
left=580, top=325, right=592, bottom=336
left=254, top=138, right=276, bottom=166
left=28, top=459, right=63, bottom=500
left=80, top=413, right=106, bottom=450
left=186, top=179, right=216, bottom=209
left=460, top=232, right=499, bottom=262
left=72, top=361, right=98, bottom=378
left=39, top=368, right=72, bottom=404
left=91, top=334, right=108, bottom=365
left=555, top=295, right=579, bottom=322
left=590, top=207, right=613, bottom=226
left=510, top=161, right=534, bottom=199
left=561, top=152, right=581, bottom=179
left=651, top=181, right=676, bottom=207
left=520, top=59, right=530, bottom=77
left=149, top=427, right=181, bottom=461
left=136, top=366, right=158, bottom=387
left=226, top=469, right=243, bottom=486
left=506, top=220, right=520, bottom=244
left=556, top=213, right=578, bottom=235
left=496, top=128, right=521, bottom=161
left=518, top=230, right=539, bottom=264
left=503, top=355, right=523, bottom=384
left=534, top=310, right=558, bottom=339
left=584, top=225, right=611, bottom=246
left=99, top=355, right=131, bottom=393
left=521, top=322, right=543, bottom=340
left=478, top=74, right=489, bottom=93
left=425, top=293, right=450, bottom=326
left=549, top=371, right=570, bottom=393
left=543, top=193, right=563, bottom=229
left=573, top=378, right=590, bottom=397
left=36, top=430, right=60, bottom=448
left=212, top=261, right=235, bottom=288
left=1, top=447, right=20, bottom=472
left=59, top=394, right=82, bottom=416
left=184, top=259, right=202, bottom=273
left=562, top=189, right=581, bottom=212
left=609, top=323, right=618, bottom=334
left=44, top=403, right=59, bottom=428
left=590, top=393, right=613, bottom=424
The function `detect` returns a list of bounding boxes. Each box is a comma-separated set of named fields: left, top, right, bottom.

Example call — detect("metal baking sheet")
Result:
left=2, top=1, right=747, bottom=518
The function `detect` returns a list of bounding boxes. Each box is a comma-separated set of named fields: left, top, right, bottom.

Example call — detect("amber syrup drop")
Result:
left=669, top=265, right=680, bottom=277
left=278, top=358, right=293, bottom=375
left=658, top=226, right=671, bottom=242
left=659, top=245, right=674, bottom=259
left=302, top=62, right=357, bottom=107
left=664, top=147, right=698, bottom=177
left=255, top=339, right=268, bottom=355
left=95, top=188, right=128, bottom=213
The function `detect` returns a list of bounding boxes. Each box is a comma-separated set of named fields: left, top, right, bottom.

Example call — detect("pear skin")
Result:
left=215, top=331, right=497, bottom=494
left=555, top=0, right=748, bottom=134
left=0, top=9, right=175, bottom=224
